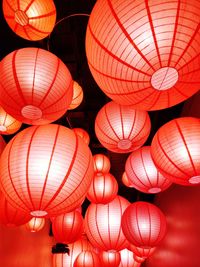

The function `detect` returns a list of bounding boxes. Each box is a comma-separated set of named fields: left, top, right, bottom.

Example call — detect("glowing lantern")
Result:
left=3, top=0, right=56, bottom=41
left=122, top=172, right=133, bottom=188
left=151, top=117, right=200, bottom=186
left=74, top=251, right=101, bottom=267
left=25, top=217, right=45, bottom=232
left=122, top=202, right=167, bottom=248
left=73, top=128, right=90, bottom=145
left=0, top=106, right=22, bottom=135
left=0, top=47, right=73, bottom=125
left=52, top=210, right=84, bottom=244
left=0, top=124, right=94, bottom=218
left=119, top=249, right=140, bottom=267
left=93, top=154, right=111, bottom=175
left=68, top=81, right=84, bottom=110
left=86, top=0, right=200, bottom=111
left=87, top=173, right=118, bottom=204
left=125, top=146, right=172, bottom=193
left=99, top=251, right=121, bottom=267
left=85, top=195, right=130, bottom=251
left=95, top=101, right=151, bottom=153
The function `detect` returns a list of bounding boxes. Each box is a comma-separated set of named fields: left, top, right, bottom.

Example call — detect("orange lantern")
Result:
left=0, top=47, right=73, bottom=125
left=3, top=0, right=56, bottom=41
left=86, top=0, right=200, bottom=111
left=121, top=172, right=133, bottom=188
left=68, top=81, right=84, bottom=110
left=95, top=101, right=151, bottom=153
left=73, top=128, right=90, bottom=145
left=0, top=124, right=94, bottom=218
left=119, top=249, right=140, bottom=267
left=0, top=106, right=22, bottom=135
left=93, top=154, right=111, bottom=175
left=151, top=117, right=200, bottom=186
left=74, top=251, right=101, bottom=267
left=25, top=217, right=45, bottom=232
left=99, top=251, right=121, bottom=267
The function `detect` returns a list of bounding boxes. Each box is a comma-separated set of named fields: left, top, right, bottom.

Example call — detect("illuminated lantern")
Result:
left=87, top=173, right=118, bottom=204
left=85, top=195, right=130, bottom=251
left=93, top=154, right=111, bottom=175
left=0, top=47, right=73, bottom=125
left=73, top=128, right=90, bottom=145
left=122, top=172, right=133, bottom=188
left=128, top=243, right=156, bottom=259
left=68, top=81, right=84, bottom=110
left=25, top=217, right=45, bottom=232
left=99, top=251, right=121, bottom=267
left=122, top=202, right=167, bottom=248
left=125, top=146, right=172, bottom=193
left=0, top=106, right=22, bottom=135
left=119, top=249, right=140, bottom=267
left=3, top=0, right=56, bottom=41
left=52, top=210, right=84, bottom=244
left=151, top=117, right=200, bottom=186
left=74, top=251, right=101, bottom=267
left=0, top=124, right=94, bottom=218
left=95, top=101, right=151, bottom=153
left=86, top=0, right=200, bottom=111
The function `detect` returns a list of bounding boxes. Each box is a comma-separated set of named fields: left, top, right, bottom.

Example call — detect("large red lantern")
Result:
left=86, top=0, right=200, bottom=111
left=25, top=217, right=45, bottom=232
left=95, top=101, right=151, bottom=153
left=74, top=251, right=101, bottom=267
left=99, top=251, right=121, bottom=267
left=93, top=154, right=111, bottom=175
left=3, top=0, right=56, bottom=41
left=85, top=195, right=130, bottom=251
left=0, top=124, right=94, bottom=217
left=125, top=146, right=172, bottom=193
left=73, top=128, right=90, bottom=145
left=122, top=202, right=167, bottom=248
left=0, top=106, right=22, bottom=135
left=0, top=48, right=73, bottom=125
left=119, top=249, right=141, bottom=267
left=68, top=81, right=84, bottom=110
left=151, top=117, right=200, bottom=186
left=52, top=210, right=84, bottom=244
left=87, top=173, right=118, bottom=204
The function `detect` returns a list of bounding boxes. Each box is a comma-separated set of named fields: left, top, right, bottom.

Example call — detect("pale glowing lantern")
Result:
left=25, top=217, right=45, bottom=232
left=74, top=251, right=101, bottom=267
left=93, top=154, right=111, bottom=175
left=99, top=251, right=121, bottom=267
left=119, top=249, right=140, bottom=267
left=68, top=81, right=84, bottom=110
left=0, top=106, right=22, bottom=135
left=73, top=128, right=90, bottom=145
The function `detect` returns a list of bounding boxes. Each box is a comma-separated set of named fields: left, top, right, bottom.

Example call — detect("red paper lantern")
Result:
left=52, top=210, right=84, bottom=244
left=122, top=202, right=167, bottom=248
left=0, top=47, right=73, bottom=125
left=125, top=146, right=172, bottom=193
left=85, top=195, right=130, bottom=251
left=73, top=128, right=90, bottom=145
left=151, top=117, right=200, bottom=186
left=93, top=154, right=111, bottom=175
left=86, top=0, right=200, bottom=111
left=0, top=106, right=22, bottom=135
left=0, top=124, right=94, bottom=217
left=74, top=251, right=101, bottom=267
left=128, top=243, right=156, bottom=259
left=3, top=0, right=56, bottom=41
left=95, top=101, right=151, bottom=153
left=119, top=249, right=140, bottom=267
left=25, top=217, right=45, bottom=232
left=68, top=81, right=84, bottom=110
left=121, top=172, right=133, bottom=188
left=99, top=251, right=121, bottom=267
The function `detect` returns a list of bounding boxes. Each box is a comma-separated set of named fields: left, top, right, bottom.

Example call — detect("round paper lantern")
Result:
left=99, top=251, right=121, bottom=267
left=52, top=210, right=84, bottom=244
left=122, top=202, right=167, bottom=248
left=122, top=172, right=133, bottom=188
left=74, top=251, right=101, bottom=267
left=73, top=128, right=90, bottom=145
left=95, top=101, right=151, bottom=153
left=0, top=124, right=94, bottom=217
left=3, top=0, right=56, bottom=41
left=86, top=0, right=200, bottom=111
left=85, top=195, right=130, bottom=251
left=151, top=117, right=200, bottom=186
left=93, top=154, right=111, bottom=175
left=125, top=146, right=172, bottom=193
left=25, top=217, right=45, bottom=232
left=68, top=81, right=84, bottom=110
left=0, top=47, right=73, bottom=125
left=0, top=106, right=22, bottom=135
left=119, top=249, right=140, bottom=267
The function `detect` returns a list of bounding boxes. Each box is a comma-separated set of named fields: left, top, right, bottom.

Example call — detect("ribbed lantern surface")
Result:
left=151, top=117, right=200, bottom=186
left=74, top=251, right=101, bottom=267
left=99, top=251, right=121, bottom=267
left=93, top=154, right=111, bottom=175
left=68, top=81, right=84, bottom=110
left=86, top=0, right=200, bottom=111
left=3, top=0, right=56, bottom=41
left=125, top=146, right=172, bottom=193
left=73, top=128, right=90, bottom=145
left=0, top=106, right=22, bottom=135
left=95, top=101, right=151, bottom=153
left=0, top=124, right=94, bottom=217
left=85, top=195, right=130, bottom=251
left=0, top=48, right=73, bottom=125
left=128, top=243, right=156, bottom=259
left=122, top=172, right=133, bottom=188
left=25, top=217, right=45, bottom=232
left=119, top=249, right=141, bottom=267
left=122, top=202, right=167, bottom=248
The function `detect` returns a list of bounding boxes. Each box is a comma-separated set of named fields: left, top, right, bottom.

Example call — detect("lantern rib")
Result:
left=140, top=148, right=153, bottom=188
left=4, top=0, right=15, bottom=12
left=172, top=85, right=188, bottom=98
left=107, top=204, right=112, bottom=249
left=23, top=26, right=32, bottom=40
left=129, top=158, right=147, bottom=189
left=2, top=112, right=7, bottom=127
left=104, top=105, right=120, bottom=141
left=147, top=204, right=152, bottom=247
left=178, top=52, right=200, bottom=71
left=131, top=112, right=150, bottom=141
left=24, top=0, right=35, bottom=13
left=13, top=22, right=18, bottom=32
left=31, top=48, right=39, bottom=104
left=119, top=105, right=125, bottom=139
left=29, top=10, right=56, bottom=20
left=17, top=0, right=20, bottom=10
left=27, top=24, right=51, bottom=34
left=115, top=197, right=124, bottom=250
left=94, top=204, right=108, bottom=249
left=135, top=205, right=145, bottom=246
left=126, top=109, right=136, bottom=140
left=145, top=91, right=161, bottom=110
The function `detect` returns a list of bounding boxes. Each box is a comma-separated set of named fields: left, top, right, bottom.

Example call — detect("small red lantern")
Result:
left=128, top=243, right=156, bottom=259
left=25, top=217, right=45, bottom=232
left=119, top=249, right=140, bottom=267
left=3, top=0, right=56, bottom=41
left=74, top=251, right=101, bottom=267
left=0, top=106, right=22, bottom=135
left=86, top=0, right=200, bottom=110
left=151, top=117, right=200, bottom=185
left=125, top=146, right=172, bottom=193
left=85, top=195, right=130, bottom=251
left=68, top=81, right=84, bottom=110
left=99, top=251, right=121, bottom=267
left=0, top=48, right=73, bottom=125
left=122, top=172, right=133, bottom=188
left=93, top=154, right=111, bottom=175
left=122, top=202, right=167, bottom=248
left=73, top=128, right=90, bottom=145
left=95, top=101, right=151, bottom=153
left=52, top=210, right=84, bottom=244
